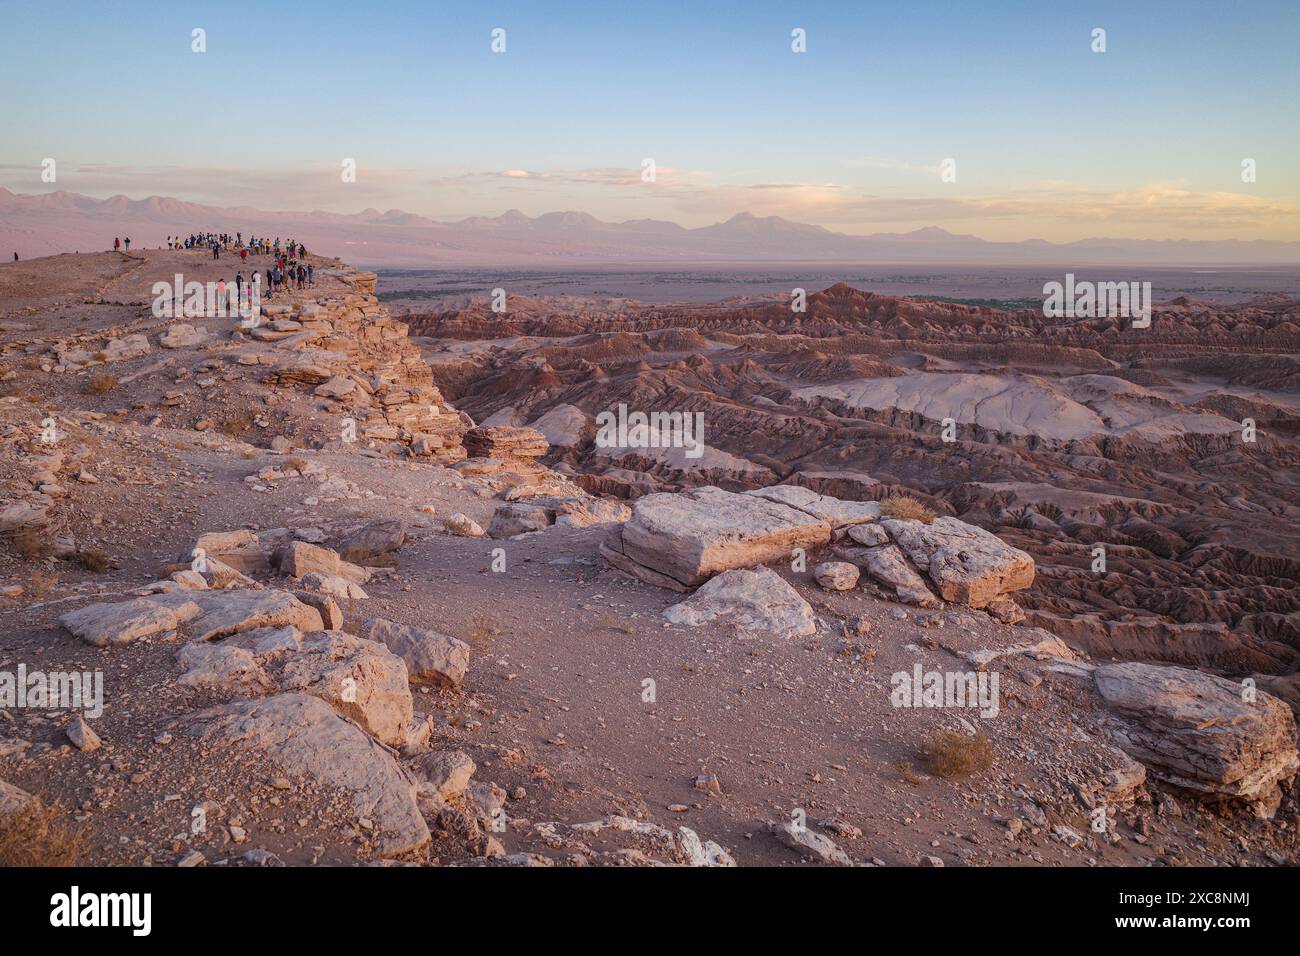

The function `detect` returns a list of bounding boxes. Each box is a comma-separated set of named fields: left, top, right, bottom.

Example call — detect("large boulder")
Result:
left=487, top=503, right=551, bottom=539
left=463, top=425, right=548, bottom=460
left=602, top=486, right=831, bottom=590
left=176, top=643, right=274, bottom=693
left=664, top=567, right=815, bottom=639
left=274, top=631, right=414, bottom=748
left=176, top=625, right=416, bottom=749
left=880, top=516, right=1034, bottom=608
left=185, top=693, right=429, bottom=857
left=190, top=529, right=268, bottom=574
left=334, top=519, right=406, bottom=563
left=362, top=618, right=470, bottom=688
left=277, top=541, right=341, bottom=578
left=1094, top=661, right=1300, bottom=817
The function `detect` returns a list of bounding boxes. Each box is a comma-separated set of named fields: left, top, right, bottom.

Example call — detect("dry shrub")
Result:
left=0, top=799, right=87, bottom=867
left=11, top=527, right=55, bottom=561
left=920, top=731, right=993, bottom=778
left=603, top=613, right=636, bottom=636
left=285, top=455, right=308, bottom=473
left=0, top=383, right=39, bottom=402
left=896, top=760, right=926, bottom=785
left=74, top=548, right=113, bottom=573
left=465, top=613, right=501, bottom=651
left=83, top=372, right=117, bottom=395
left=26, top=569, right=59, bottom=599
left=219, top=408, right=257, bottom=438
left=880, top=496, right=936, bottom=524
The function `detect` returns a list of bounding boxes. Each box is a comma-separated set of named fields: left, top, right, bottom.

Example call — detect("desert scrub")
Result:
left=73, top=548, right=113, bottom=573
left=881, top=496, right=936, bottom=524
left=11, top=527, right=56, bottom=561
left=82, top=372, right=118, bottom=395
left=896, top=760, right=926, bottom=785
left=920, top=731, right=993, bottom=778
left=465, top=612, right=502, bottom=651
left=219, top=408, right=257, bottom=438
left=0, top=799, right=86, bottom=866
left=25, top=569, right=59, bottom=599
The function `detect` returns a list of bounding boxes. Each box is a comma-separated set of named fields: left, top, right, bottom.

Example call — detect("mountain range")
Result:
left=2, top=187, right=1297, bottom=268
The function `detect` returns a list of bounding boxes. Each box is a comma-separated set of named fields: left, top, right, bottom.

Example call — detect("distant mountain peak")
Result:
left=2, top=188, right=1297, bottom=267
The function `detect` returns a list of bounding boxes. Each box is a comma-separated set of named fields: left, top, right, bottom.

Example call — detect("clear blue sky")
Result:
left=2, top=0, right=1297, bottom=239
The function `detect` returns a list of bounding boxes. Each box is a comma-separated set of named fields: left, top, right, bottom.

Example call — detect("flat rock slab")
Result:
left=664, top=567, right=815, bottom=639
left=184, top=590, right=325, bottom=642
left=64, top=590, right=325, bottom=647
left=745, top=485, right=881, bottom=529
left=185, top=693, right=429, bottom=857
left=604, top=486, right=831, bottom=589
left=1095, top=661, right=1300, bottom=816
left=61, top=597, right=202, bottom=647
left=881, top=516, right=1034, bottom=608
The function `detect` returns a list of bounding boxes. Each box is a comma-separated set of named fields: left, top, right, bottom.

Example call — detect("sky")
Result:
left=1, top=0, right=1298, bottom=241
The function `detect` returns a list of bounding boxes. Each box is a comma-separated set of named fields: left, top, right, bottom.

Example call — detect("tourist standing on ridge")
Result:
left=307, top=263, right=314, bottom=287
left=113, top=237, right=120, bottom=252
left=124, top=237, right=130, bottom=251
left=12, top=252, right=17, bottom=262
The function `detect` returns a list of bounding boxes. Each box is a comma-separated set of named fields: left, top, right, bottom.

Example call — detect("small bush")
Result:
left=881, top=496, right=936, bottom=524
left=73, top=548, right=113, bottom=573
left=896, top=760, right=926, bottom=785
left=26, top=569, right=58, bottom=599
left=12, top=528, right=55, bottom=561
left=465, top=613, right=501, bottom=651
left=82, top=372, right=118, bottom=395
left=285, top=455, right=308, bottom=473
left=0, top=799, right=87, bottom=867
left=219, top=408, right=257, bottom=438
left=920, top=731, right=993, bottom=778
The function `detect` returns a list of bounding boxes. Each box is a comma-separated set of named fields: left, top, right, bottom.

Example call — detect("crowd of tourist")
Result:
left=112, top=231, right=317, bottom=304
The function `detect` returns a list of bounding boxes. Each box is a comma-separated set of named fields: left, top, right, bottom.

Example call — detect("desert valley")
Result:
left=0, top=238, right=1297, bottom=875
left=3, top=7, right=1300, bottom=933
